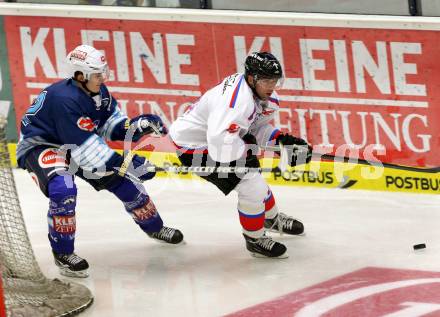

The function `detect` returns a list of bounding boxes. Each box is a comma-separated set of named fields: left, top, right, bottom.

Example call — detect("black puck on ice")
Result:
left=413, top=243, right=426, bottom=250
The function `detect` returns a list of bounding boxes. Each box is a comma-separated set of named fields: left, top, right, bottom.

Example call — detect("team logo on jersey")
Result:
left=227, top=123, right=240, bottom=133
left=53, top=215, right=76, bottom=233
left=77, top=117, right=96, bottom=132
left=38, top=148, right=68, bottom=169
left=132, top=199, right=157, bottom=222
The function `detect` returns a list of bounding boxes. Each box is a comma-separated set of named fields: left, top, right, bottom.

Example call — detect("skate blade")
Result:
left=265, top=228, right=306, bottom=236
left=250, top=252, right=289, bottom=259
left=150, top=238, right=186, bottom=245
left=58, top=267, right=89, bottom=278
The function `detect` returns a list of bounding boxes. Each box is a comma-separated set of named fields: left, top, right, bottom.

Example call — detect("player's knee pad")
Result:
left=109, top=178, right=163, bottom=233
left=47, top=175, right=77, bottom=254
left=48, top=174, right=77, bottom=204
left=236, top=175, right=268, bottom=206
left=235, top=175, right=269, bottom=232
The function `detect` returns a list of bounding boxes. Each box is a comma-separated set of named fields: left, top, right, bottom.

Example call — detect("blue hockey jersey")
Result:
left=17, top=78, right=127, bottom=171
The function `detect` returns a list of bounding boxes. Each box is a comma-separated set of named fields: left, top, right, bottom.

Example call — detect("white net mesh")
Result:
left=0, top=116, right=93, bottom=317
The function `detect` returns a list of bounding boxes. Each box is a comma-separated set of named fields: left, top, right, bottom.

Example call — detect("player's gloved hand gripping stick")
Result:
left=128, top=114, right=168, bottom=141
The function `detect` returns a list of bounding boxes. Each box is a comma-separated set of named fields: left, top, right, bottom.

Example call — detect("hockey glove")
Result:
left=220, top=133, right=260, bottom=172
left=244, top=152, right=260, bottom=169
left=242, top=133, right=260, bottom=169
left=276, top=133, right=312, bottom=166
left=242, top=133, right=257, bottom=145
left=118, top=152, right=157, bottom=182
left=127, top=114, right=168, bottom=142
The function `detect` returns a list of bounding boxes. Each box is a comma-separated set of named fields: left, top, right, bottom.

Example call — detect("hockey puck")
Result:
left=413, top=243, right=426, bottom=250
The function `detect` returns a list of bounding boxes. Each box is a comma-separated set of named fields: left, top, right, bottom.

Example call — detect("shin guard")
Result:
left=110, top=178, right=163, bottom=233
left=47, top=175, right=77, bottom=254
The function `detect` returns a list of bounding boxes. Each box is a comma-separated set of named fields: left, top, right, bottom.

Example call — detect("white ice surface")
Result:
left=14, top=169, right=440, bottom=317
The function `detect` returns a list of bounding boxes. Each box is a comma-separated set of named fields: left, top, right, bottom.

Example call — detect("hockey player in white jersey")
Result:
left=169, top=52, right=312, bottom=258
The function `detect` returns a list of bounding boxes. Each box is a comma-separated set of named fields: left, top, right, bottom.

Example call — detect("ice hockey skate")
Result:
left=243, top=233, right=288, bottom=258
left=147, top=226, right=184, bottom=244
left=264, top=212, right=305, bottom=236
left=53, top=252, right=89, bottom=278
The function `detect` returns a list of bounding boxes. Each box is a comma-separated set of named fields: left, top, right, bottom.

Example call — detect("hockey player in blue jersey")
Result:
left=17, top=44, right=183, bottom=278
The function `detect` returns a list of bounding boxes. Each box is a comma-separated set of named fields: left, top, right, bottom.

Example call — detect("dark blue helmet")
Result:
left=244, top=52, right=283, bottom=80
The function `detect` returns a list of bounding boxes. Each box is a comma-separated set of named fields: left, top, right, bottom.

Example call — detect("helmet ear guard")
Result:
left=66, top=44, right=109, bottom=81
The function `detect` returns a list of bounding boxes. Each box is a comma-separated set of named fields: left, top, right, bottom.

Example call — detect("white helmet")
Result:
left=66, top=44, right=109, bottom=80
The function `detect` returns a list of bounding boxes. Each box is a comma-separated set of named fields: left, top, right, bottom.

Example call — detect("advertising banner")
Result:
left=2, top=14, right=439, bottom=193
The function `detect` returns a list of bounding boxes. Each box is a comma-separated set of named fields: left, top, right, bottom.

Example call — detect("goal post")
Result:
left=0, top=115, right=93, bottom=317
left=0, top=277, right=5, bottom=317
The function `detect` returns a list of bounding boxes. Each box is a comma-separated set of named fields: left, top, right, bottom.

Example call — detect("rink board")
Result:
left=7, top=144, right=438, bottom=195
left=146, top=152, right=440, bottom=195
left=1, top=4, right=439, bottom=195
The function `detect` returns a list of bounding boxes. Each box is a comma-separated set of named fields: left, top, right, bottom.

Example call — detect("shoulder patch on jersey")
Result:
left=77, top=116, right=96, bottom=132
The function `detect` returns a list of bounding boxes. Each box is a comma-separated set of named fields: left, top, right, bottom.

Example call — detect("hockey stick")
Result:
left=123, top=164, right=278, bottom=183
left=263, top=145, right=440, bottom=174
left=146, top=165, right=275, bottom=174
left=123, top=144, right=439, bottom=183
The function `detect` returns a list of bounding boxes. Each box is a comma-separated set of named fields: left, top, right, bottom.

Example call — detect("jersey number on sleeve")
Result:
left=22, top=91, right=47, bottom=126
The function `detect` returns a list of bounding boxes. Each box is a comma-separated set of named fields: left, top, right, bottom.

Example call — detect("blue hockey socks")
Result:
left=109, top=178, right=163, bottom=233
left=47, top=174, right=77, bottom=254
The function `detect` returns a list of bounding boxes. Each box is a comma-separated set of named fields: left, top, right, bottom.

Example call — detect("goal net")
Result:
left=0, top=116, right=93, bottom=317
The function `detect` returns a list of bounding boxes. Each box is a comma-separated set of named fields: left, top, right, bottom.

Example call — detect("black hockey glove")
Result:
left=221, top=133, right=260, bottom=171
left=118, top=152, right=157, bottom=182
left=275, top=133, right=312, bottom=166
left=242, top=133, right=257, bottom=145
left=242, top=133, right=260, bottom=169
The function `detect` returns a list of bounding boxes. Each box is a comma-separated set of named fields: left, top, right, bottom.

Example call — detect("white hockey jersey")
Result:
left=169, top=73, right=282, bottom=163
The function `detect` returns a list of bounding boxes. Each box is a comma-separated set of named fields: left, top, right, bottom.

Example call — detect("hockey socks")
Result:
left=47, top=175, right=77, bottom=254
left=109, top=178, right=163, bottom=233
